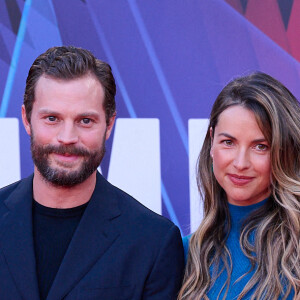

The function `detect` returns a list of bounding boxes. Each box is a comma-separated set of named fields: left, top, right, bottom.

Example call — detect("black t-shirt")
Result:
left=32, top=199, right=88, bottom=300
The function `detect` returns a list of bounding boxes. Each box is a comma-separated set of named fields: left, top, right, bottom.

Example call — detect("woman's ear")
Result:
left=210, top=127, right=214, bottom=158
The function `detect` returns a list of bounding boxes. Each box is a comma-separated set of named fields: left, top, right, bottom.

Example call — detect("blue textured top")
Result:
left=183, top=199, right=294, bottom=299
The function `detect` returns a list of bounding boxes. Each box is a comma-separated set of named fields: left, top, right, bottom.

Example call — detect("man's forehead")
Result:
left=32, top=74, right=105, bottom=113
left=35, top=73, right=101, bottom=89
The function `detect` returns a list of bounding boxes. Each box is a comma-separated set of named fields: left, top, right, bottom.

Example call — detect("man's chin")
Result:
left=31, top=143, right=105, bottom=187
left=40, top=169, right=93, bottom=187
left=48, top=153, right=84, bottom=167
left=50, top=161, right=82, bottom=171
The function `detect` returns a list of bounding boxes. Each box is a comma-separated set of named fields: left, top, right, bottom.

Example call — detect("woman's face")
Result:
left=210, top=105, right=271, bottom=206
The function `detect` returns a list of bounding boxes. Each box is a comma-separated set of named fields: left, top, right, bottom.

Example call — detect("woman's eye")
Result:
left=256, top=144, right=268, bottom=151
left=223, top=140, right=233, bottom=146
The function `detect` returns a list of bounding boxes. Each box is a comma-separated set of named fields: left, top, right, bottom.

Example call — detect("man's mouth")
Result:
left=52, top=152, right=81, bottom=163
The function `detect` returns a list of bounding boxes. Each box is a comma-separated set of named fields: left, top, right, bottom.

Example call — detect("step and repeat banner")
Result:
left=1, top=0, right=300, bottom=235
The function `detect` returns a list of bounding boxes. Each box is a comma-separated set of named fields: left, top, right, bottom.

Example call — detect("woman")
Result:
left=179, top=72, right=300, bottom=300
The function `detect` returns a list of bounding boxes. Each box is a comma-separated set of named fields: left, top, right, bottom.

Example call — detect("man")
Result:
left=0, top=46, right=184, bottom=299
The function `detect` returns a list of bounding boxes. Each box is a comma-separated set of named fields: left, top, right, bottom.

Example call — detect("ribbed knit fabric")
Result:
left=207, top=200, right=265, bottom=299
left=183, top=199, right=294, bottom=299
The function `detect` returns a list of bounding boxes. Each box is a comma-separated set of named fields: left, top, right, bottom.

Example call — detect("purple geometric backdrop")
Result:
left=1, top=0, right=300, bottom=235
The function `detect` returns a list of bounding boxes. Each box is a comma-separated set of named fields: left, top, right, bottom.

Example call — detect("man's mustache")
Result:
left=33, top=144, right=91, bottom=157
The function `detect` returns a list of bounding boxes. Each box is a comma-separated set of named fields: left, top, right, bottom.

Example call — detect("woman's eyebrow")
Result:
left=217, top=133, right=236, bottom=140
left=218, top=132, right=267, bottom=143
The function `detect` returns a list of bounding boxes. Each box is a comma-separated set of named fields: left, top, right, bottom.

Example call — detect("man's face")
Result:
left=22, top=74, right=115, bottom=187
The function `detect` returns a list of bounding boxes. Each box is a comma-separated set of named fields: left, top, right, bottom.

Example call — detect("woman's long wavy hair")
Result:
left=178, top=72, right=300, bottom=300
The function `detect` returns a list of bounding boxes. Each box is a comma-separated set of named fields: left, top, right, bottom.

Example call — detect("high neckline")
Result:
left=228, top=198, right=268, bottom=228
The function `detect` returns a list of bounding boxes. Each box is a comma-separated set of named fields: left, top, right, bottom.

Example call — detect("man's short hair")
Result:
left=24, top=46, right=116, bottom=125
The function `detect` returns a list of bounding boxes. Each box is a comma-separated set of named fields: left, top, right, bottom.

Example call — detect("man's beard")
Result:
left=30, top=134, right=105, bottom=187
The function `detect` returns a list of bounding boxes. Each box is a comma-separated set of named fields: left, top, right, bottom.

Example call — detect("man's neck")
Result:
left=32, top=169, right=97, bottom=208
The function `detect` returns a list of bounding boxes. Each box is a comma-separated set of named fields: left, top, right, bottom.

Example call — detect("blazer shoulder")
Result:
left=100, top=174, right=176, bottom=232
left=0, top=175, right=33, bottom=204
left=114, top=183, right=173, bottom=223
left=0, top=180, right=23, bottom=200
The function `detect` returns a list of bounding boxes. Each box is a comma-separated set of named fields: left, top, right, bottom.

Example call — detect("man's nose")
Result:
left=57, top=123, right=78, bottom=145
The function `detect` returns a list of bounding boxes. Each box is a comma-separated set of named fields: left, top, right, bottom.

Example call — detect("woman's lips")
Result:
left=227, top=174, right=254, bottom=186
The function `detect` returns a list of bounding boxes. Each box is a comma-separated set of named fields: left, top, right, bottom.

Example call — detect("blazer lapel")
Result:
left=46, top=173, right=121, bottom=300
left=0, top=175, right=40, bottom=300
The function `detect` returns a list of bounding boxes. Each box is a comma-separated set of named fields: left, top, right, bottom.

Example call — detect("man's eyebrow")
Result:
left=37, top=109, right=100, bottom=119
left=77, top=112, right=100, bottom=119
left=38, top=109, right=60, bottom=115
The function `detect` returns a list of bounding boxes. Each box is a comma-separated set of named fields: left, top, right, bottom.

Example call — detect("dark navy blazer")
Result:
left=0, top=173, right=184, bottom=300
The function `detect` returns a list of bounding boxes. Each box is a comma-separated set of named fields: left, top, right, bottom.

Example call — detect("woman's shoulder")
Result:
left=182, top=234, right=192, bottom=264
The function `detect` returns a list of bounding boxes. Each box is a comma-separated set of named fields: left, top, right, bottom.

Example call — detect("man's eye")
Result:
left=81, top=118, right=91, bottom=124
left=47, top=116, right=57, bottom=122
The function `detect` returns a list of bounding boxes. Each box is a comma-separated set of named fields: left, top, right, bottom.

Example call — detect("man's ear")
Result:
left=22, top=105, right=31, bottom=136
left=105, top=112, right=116, bottom=140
